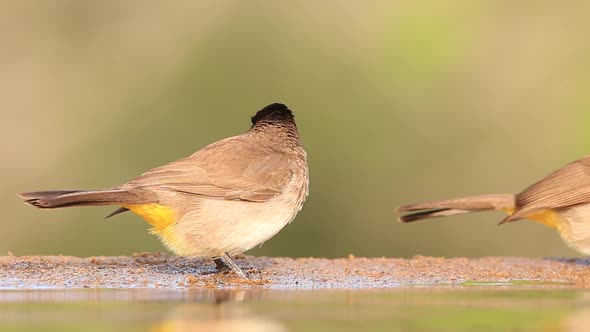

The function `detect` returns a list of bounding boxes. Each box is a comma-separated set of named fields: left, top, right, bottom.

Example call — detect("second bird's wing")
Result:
left=506, top=156, right=590, bottom=221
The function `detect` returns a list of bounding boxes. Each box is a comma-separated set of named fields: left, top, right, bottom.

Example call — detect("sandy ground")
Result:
left=1, top=253, right=589, bottom=289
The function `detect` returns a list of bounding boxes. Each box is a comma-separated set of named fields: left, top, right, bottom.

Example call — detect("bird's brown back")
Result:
left=118, top=103, right=308, bottom=209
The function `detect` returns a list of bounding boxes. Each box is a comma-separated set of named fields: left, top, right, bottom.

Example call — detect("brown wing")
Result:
left=122, top=136, right=293, bottom=202
left=506, top=156, right=590, bottom=221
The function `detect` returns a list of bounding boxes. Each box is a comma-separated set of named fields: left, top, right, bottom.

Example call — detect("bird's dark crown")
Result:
left=251, top=103, right=294, bottom=125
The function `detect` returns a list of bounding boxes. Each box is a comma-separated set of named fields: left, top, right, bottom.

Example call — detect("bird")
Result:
left=18, top=103, right=309, bottom=277
left=397, top=156, right=590, bottom=255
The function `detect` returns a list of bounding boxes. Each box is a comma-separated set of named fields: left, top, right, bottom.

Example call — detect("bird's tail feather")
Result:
left=396, top=194, right=515, bottom=223
left=18, top=189, right=146, bottom=209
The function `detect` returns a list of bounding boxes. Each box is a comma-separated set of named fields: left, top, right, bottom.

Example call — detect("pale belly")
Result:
left=160, top=187, right=305, bottom=258
left=557, top=204, right=590, bottom=255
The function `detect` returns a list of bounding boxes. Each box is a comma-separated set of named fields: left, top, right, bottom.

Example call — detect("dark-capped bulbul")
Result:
left=19, top=103, right=309, bottom=277
left=397, top=156, right=590, bottom=255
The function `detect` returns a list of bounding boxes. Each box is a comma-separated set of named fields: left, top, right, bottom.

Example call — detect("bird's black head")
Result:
left=251, top=103, right=295, bottom=126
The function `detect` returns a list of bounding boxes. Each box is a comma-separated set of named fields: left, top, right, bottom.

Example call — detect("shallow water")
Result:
left=0, top=287, right=588, bottom=331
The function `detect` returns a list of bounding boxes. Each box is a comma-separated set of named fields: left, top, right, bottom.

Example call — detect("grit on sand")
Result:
left=1, top=253, right=589, bottom=289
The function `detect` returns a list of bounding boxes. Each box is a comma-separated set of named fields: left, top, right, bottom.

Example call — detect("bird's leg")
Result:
left=214, top=252, right=246, bottom=278
left=214, top=258, right=230, bottom=273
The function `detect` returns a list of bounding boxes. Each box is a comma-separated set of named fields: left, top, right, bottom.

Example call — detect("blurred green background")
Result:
left=4, top=1, right=590, bottom=259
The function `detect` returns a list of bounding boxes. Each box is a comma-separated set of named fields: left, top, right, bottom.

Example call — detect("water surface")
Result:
left=0, top=286, right=587, bottom=331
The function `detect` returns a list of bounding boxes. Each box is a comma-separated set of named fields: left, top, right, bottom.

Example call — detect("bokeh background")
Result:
left=3, top=1, right=590, bottom=259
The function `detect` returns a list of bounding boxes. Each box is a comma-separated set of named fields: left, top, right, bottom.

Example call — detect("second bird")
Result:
left=397, top=156, right=590, bottom=255
left=19, top=103, right=309, bottom=277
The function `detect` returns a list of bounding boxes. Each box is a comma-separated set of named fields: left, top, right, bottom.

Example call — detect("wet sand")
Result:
left=1, top=253, right=589, bottom=289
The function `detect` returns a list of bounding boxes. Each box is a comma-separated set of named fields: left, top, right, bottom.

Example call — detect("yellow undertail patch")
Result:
left=501, top=207, right=561, bottom=229
left=122, top=203, right=177, bottom=235
left=122, top=203, right=187, bottom=254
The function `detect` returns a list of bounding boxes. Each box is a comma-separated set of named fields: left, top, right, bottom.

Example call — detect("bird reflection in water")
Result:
left=149, top=289, right=287, bottom=332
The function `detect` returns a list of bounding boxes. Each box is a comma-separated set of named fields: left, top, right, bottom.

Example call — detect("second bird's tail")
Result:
left=396, top=194, right=515, bottom=222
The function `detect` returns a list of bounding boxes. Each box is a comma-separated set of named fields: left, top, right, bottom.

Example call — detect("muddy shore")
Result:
left=1, top=253, right=589, bottom=289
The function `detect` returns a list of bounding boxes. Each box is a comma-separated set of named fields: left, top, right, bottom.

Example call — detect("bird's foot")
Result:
left=214, top=253, right=247, bottom=278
